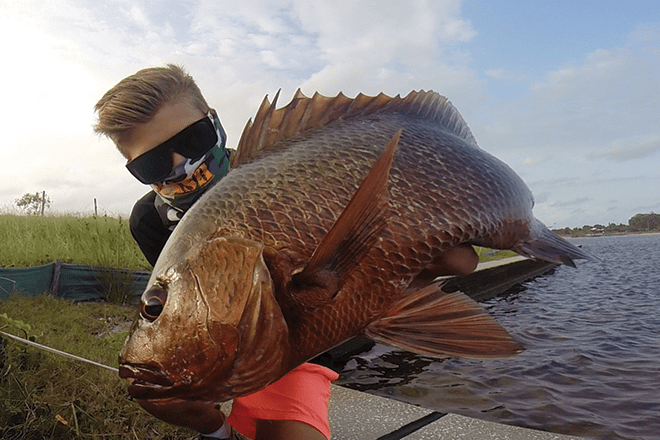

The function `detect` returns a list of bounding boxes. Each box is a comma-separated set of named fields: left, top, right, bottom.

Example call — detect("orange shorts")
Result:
left=227, top=363, right=339, bottom=439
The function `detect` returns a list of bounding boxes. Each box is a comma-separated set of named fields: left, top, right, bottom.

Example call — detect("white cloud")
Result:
left=477, top=40, right=660, bottom=162
left=471, top=27, right=660, bottom=227
left=0, top=0, right=656, bottom=230
left=628, top=23, right=660, bottom=46
left=0, top=0, right=481, bottom=216
left=293, top=0, right=475, bottom=63
left=592, top=135, right=660, bottom=162
left=521, top=156, right=549, bottom=167
left=485, top=69, right=528, bottom=81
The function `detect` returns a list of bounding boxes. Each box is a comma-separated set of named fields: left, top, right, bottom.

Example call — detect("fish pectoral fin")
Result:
left=292, top=130, right=401, bottom=292
left=364, top=282, right=523, bottom=358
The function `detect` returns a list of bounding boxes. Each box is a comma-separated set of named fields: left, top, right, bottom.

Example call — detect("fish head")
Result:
left=119, top=236, right=289, bottom=402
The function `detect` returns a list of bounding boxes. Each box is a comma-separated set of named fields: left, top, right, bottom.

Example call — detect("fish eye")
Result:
left=140, top=286, right=168, bottom=322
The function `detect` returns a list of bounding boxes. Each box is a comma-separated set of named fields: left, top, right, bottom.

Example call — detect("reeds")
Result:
left=0, top=212, right=515, bottom=270
left=0, top=213, right=149, bottom=270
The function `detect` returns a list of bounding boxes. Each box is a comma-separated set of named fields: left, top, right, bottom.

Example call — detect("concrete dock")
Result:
left=444, top=255, right=558, bottom=302
left=328, top=385, right=584, bottom=439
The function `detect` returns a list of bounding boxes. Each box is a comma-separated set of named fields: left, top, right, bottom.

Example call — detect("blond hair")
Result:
left=94, top=64, right=209, bottom=156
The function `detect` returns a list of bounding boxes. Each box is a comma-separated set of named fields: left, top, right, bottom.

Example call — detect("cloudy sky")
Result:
left=1, top=0, right=658, bottom=228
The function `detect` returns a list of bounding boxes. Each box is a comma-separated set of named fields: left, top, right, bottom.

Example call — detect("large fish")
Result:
left=119, top=90, right=590, bottom=403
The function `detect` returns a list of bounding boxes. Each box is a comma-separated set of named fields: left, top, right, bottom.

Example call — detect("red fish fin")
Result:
left=234, top=89, right=478, bottom=167
left=365, top=282, right=523, bottom=358
left=293, top=130, right=401, bottom=290
left=232, top=90, right=282, bottom=167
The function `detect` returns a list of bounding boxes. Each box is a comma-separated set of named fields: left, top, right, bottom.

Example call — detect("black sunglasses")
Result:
left=126, top=115, right=225, bottom=184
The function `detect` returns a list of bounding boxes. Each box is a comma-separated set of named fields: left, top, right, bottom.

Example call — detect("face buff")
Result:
left=151, top=110, right=230, bottom=230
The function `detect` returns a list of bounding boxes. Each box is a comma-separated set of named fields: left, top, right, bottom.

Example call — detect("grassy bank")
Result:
left=0, top=294, right=192, bottom=439
left=1, top=213, right=515, bottom=270
left=474, top=246, right=517, bottom=262
left=0, top=214, right=149, bottom=270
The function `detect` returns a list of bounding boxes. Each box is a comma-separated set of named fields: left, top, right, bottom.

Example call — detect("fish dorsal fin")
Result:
left=231, top=89, right=478, bottom=167
left=365, top=282, right=523, bottom=358
left=231, top=89, right=282, bottom=167
left=289, top=130, right=401, bottom=305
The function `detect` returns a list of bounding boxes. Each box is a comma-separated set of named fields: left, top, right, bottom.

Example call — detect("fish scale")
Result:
left=119, top=90, right=591, bottom=404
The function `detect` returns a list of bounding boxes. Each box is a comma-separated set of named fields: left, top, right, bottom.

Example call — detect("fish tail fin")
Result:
left=365, top=282, right=523, bottom=358
left=515, top=218, right=597, bottom=267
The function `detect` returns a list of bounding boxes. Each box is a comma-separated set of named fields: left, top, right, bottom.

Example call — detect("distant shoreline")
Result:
left=557, top=231, right=660, bottom=238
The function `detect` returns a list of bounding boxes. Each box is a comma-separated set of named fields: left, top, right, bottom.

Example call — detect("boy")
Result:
left=95, top=64, right=337, bottom=440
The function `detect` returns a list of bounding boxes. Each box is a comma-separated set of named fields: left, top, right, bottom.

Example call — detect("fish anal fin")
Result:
left=365, top=282, right=523, bottom=358
left=291, top=130, right=402, bottom=296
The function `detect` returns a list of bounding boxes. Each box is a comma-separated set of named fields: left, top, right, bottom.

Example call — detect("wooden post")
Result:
left=41, top=190, right=46, bottom=215
left=50, top=259, right=62, bottom=296
left=94, top=198, right=98, bottom=217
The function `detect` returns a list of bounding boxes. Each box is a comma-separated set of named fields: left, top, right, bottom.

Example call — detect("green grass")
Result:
left=0, top=294, right=194, bottom=439
left=0, top=213, right=516, bottom=270
left=0, top=213, right=514, bottom=270
left=0, top=214, right=150, bottom=270
left=473, top=246, right=518, bottom=262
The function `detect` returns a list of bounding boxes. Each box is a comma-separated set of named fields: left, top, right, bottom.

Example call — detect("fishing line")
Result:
left=2, top=332, right=446, bottom=438
left=0, top=330, right=119, bottom=373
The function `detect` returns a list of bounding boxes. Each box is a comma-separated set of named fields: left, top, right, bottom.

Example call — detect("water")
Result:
left=337, top=234, right=660, bottom=440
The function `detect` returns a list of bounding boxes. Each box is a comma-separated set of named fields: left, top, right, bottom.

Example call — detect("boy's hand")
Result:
left=135, top=398, right=226, bottom=434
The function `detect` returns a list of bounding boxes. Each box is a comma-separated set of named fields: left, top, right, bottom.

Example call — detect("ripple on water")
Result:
left=337, top=235, right=660, bottom=440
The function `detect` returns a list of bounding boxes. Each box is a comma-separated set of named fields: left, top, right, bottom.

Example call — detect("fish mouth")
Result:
left=119, top=364, right=176, bottom=399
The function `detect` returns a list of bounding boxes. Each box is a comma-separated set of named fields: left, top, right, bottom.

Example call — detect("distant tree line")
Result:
left=553, top=212, right=660, bottom=237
